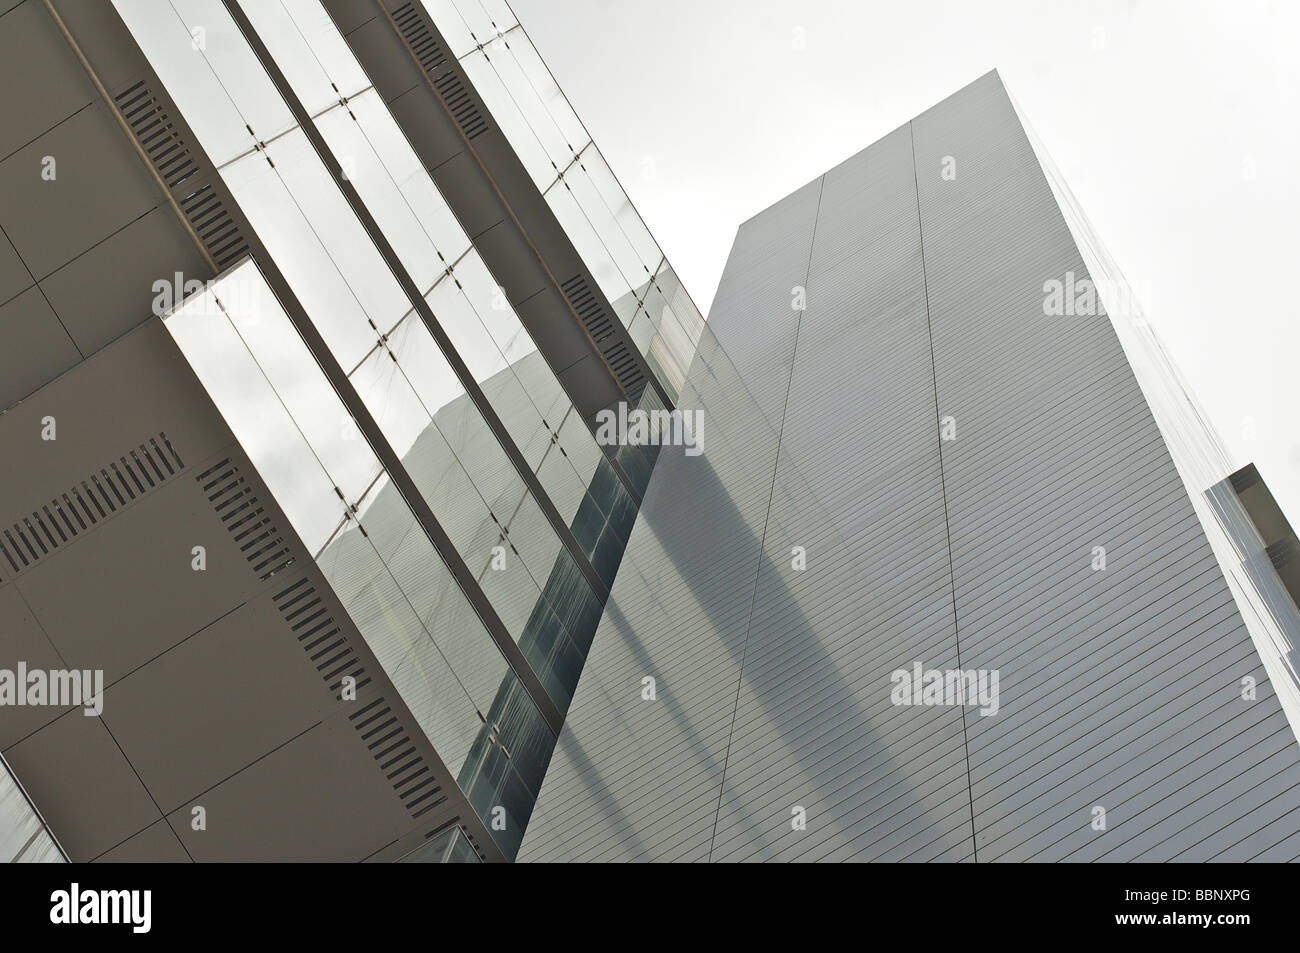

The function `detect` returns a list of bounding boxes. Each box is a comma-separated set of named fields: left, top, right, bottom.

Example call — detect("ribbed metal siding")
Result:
left=519, top=182, right=822, bottom=861
left=710, top=127, right=972, bottom=862
left=910, top=72, right=1300, bottom=861
left=519, top=71, right=1300, bottom=862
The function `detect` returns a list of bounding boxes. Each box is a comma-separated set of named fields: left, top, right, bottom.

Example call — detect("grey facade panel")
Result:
left=518, top=181, right=823, bottom=861
left=0, top=285, right=80, bottom=412
left=711, top=126, right=971, bottom=863
left=520, top=71, right=1300, bottom=862
left=0, top=0, right=94, bottom=160
left=0, top=101, right=158, bottom=282
left=93, top=818, right=190, bottom=863
left=911, top=71, right=1300, bottom=862
left=40, top=207, right=208, bottom=355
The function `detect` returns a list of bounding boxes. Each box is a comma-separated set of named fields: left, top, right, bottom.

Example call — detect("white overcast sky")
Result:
left=512, top=0, right=1300, bottom=524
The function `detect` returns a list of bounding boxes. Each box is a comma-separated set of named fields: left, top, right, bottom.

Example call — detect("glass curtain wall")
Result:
left=163, top=262, right=547, bottom=854
left=232, top=0, right=639, bottom=587
left=113, top=0, right=656, bottom=854
left=420, top=0, right=706, bottom=399
left=112, top=0, right=604, bottom=714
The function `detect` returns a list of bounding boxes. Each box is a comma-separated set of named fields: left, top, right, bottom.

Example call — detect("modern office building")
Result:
left=517, top=72, right=1300, bottom=862
left=0, top=0, right=699, bottom=863
left=1, top=1, right=1297, bottom=864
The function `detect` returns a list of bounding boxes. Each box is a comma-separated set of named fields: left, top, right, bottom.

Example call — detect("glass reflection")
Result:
left=163, top=261, right=538, bottom=818
left=416, top=0, right=708, bottom=402
left=1, top=759, right=63, bottom=863
left=121, top=0, right=670, bottom=857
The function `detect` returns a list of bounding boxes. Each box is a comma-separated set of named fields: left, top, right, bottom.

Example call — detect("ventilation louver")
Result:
left=560, top=274, right=646, bottom=393
left=0, top=434, right=183, bottom=583
left=177, top=184, right=249, bottom=271
left=112, top=80, right=249, bottom=270
left=195, top=459, right=294, bottom=581
left=113, top=82, right=198, bottom=190
left=390, top=1, right=448, bottom=73
left=273, top=577, right=444, bottom=820
left=432, top=71, right=488, bottom=139
left=390, top=2, right=488, bottom=139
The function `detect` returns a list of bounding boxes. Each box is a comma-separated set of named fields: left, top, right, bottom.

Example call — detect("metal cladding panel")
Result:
left=710, top=126, right=971, bottom=863
left=911, top=70, right=1300, bottom=861
left=521, top=71, right=1300, bottom=862
left=518, top=182, right=822, bottom=861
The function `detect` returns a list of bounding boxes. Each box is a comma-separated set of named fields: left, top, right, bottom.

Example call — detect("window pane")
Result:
left=222, top=147, right=382, bottom=371
left=237, top=0, right=370, bottom=113
left=111, top=0, right=276, bottom=165
left=165, top=270, right=360, bottom=553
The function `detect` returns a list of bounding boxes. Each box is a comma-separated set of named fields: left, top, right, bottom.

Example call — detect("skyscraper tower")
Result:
left=1, top=3, right=1296, bottom=864
left=518, top=70, right=1300, bottom=863
left=0, top=0, right=701, bottom=862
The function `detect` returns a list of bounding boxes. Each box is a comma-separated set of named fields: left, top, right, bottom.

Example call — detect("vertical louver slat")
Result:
left=0, top=434, right=183, bottom=584
left=560, top=274, right=646, bottom=392
left=270, top=576, right=445, bottom=820
left=390, top=2, right=488, bottom=139
left=113, top=81, right=198, bottom=190
left=195, top=459, right=294, bottom=581
left=111, top=79, right=250, bottom=270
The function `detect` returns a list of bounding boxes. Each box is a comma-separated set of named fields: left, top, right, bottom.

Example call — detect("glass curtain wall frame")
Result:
left=419, top=0, right=705, bottom=400
left=113, top=0, right=658, bottom=851
left=161, top=259, right=554, bottom=851
left=111, top=0, right=599, bottom=713
left=237, top=0, right=626, bottom=539
left=397, top=822, right=483, bottom=862
left=230, top=0, right=646, bottom=704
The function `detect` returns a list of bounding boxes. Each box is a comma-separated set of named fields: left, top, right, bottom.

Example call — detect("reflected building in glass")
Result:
left=0, top=0, right=1297, bottom=864
left=0, top=0, right=691, bottom=862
